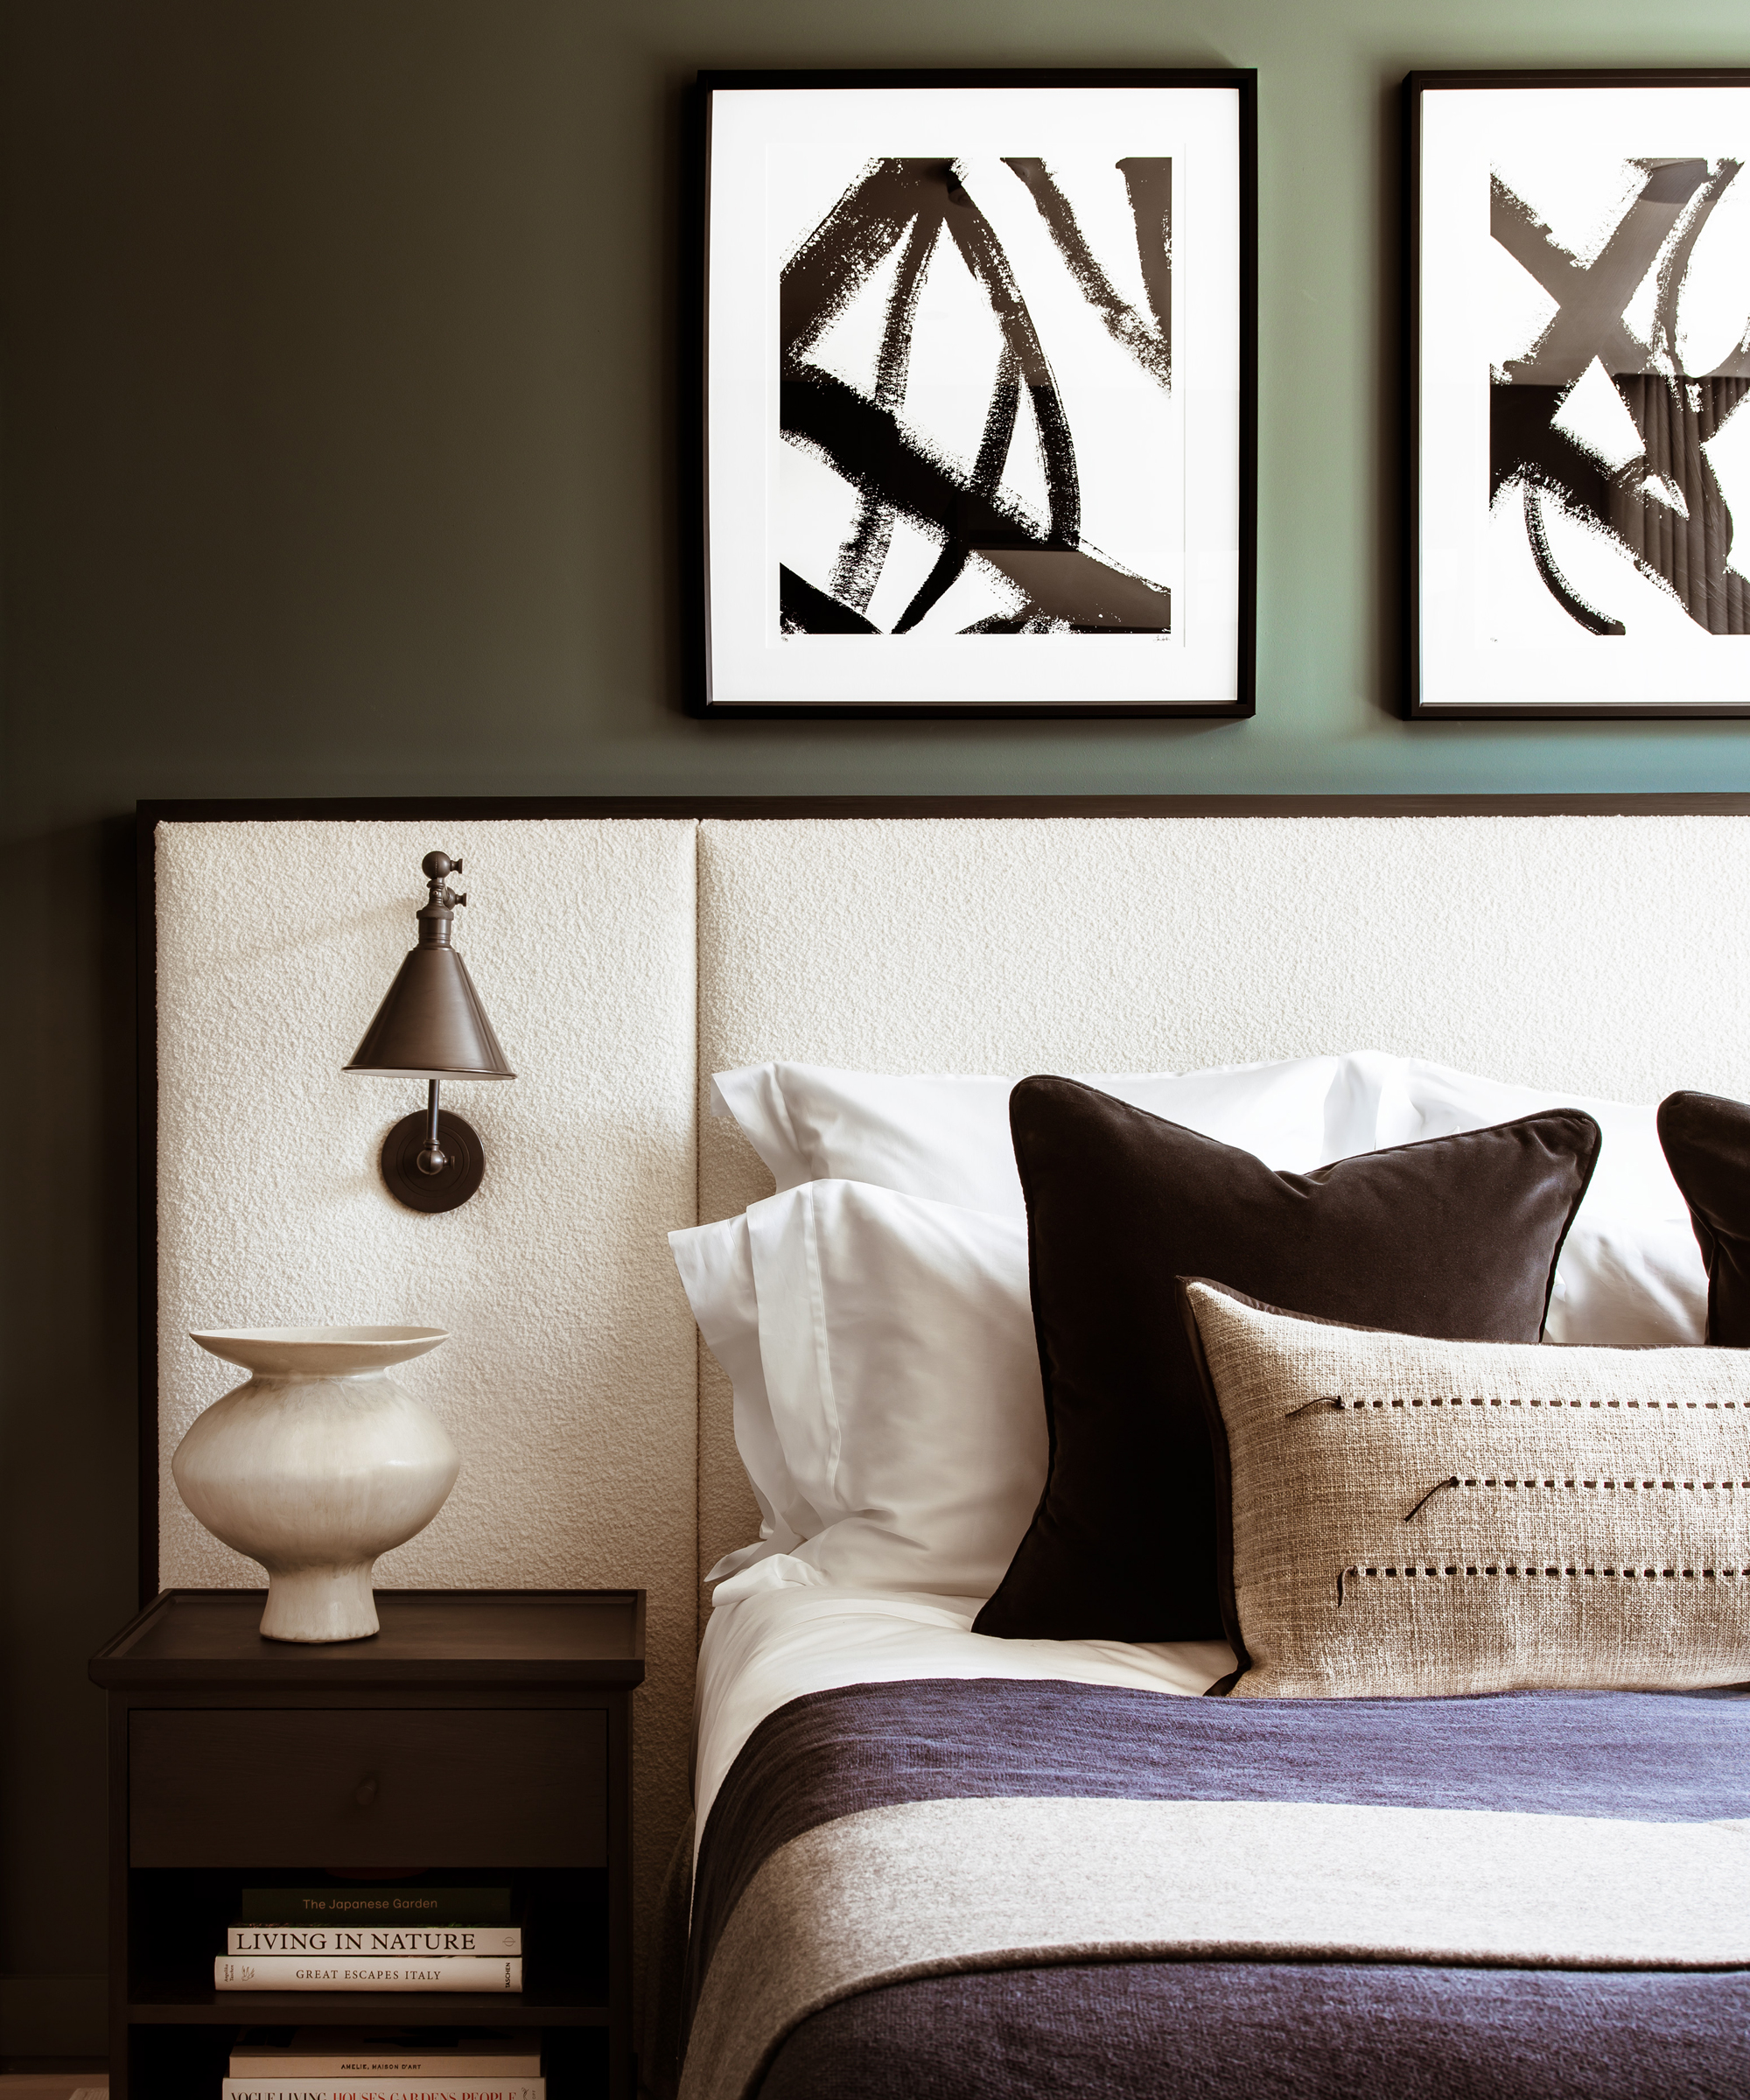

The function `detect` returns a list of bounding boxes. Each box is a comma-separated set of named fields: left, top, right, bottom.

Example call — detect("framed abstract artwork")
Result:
left=1410, top=71, right=1750, bottom=718
left=691, top=69, right=1256, bottom=717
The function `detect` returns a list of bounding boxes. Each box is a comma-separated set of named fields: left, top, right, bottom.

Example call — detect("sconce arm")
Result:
left=416, top=1078, right=449, bottom=1177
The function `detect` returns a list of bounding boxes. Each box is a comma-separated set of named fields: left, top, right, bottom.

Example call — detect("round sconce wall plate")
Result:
left=380, top=1108, right=486, bottom=1214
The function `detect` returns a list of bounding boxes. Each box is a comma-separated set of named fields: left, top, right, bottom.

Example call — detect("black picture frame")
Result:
left=688, top=68, right=1257, bottom=718
left=1407, top=69, right=1750, bottom=719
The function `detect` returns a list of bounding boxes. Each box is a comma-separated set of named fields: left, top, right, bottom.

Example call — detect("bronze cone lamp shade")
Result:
left=345, top=852, right=516, bottom=1213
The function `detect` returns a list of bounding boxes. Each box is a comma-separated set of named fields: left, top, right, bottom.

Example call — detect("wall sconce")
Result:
left=344, top=851, right=516, bottom=1213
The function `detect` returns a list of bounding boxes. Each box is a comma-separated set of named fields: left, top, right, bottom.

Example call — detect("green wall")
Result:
left=4, top=0, right=1749, bottom=2054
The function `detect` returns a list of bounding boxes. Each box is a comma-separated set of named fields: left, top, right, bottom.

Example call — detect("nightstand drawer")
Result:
left=130, top=1708, right=606, bottom=1867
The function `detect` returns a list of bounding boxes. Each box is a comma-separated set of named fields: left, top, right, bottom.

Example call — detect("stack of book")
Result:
left=222, top=2026, right=542, bottom=2100
left=214, top=1887, right=523, bottom=1995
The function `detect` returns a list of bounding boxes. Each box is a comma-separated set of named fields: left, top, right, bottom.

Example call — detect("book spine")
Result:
left=241, top=1886, right=514, bottom=1925
left=213, top=1955, right=522, bottom=1992
left=227, top=1926, right=523, bottom=1956
left=221, top=2083, right=542, bottom=2099
left=230, top=2069, right=541, bottom=2084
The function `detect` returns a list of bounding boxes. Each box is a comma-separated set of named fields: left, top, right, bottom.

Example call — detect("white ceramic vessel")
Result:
left=172, top=1326, right=460, bottom=1643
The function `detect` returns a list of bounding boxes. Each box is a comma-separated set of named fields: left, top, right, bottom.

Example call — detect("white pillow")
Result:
left=1336, top=1052, right=1705, bottom=1347
left=671, top=1181, right=1046, bottom=1598
left=668, top=1211, right=816, bottom=1574
left=710, top=1053, right=1706, bottom=1348
left=711, top=1056, right=1368, bottom=1212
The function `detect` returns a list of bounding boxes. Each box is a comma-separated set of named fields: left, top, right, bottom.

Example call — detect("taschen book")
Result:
left=215, top=1955, right=522, bottom=1992
left=221, top=2085, right=541, bottom=2099
left=224, top=2025, right=542, bottom=2098
left=227, top=1927, right=522, bottom=1956
left=240, top=1886, right=514, bottom=1926
left=221, top=2082, right=541, bottom=2098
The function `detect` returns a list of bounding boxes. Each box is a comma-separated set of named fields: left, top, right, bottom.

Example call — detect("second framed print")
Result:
left=1410, top=70, right=1750, bottom=717
left=694, top=69, right=1256, bottom=716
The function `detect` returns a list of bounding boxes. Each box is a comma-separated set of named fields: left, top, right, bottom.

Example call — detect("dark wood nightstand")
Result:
left=90, top=1588, right=645, bottom=2100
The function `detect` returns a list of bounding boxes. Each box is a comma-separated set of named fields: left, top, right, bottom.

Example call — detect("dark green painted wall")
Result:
left=4, top=0, right=1749, bottom=2051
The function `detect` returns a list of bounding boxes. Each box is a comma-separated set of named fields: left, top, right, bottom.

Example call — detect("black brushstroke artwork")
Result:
left=779, top=157, right=1174, bottom=636
left=1491, top=158, right=1750, bottom=635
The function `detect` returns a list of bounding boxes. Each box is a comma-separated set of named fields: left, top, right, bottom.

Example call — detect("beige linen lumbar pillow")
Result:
left=1179, top=1278, right=1750, bottom=1699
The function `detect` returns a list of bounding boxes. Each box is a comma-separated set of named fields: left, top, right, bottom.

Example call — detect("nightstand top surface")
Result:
left=90, top=1588, right=646, bottom=1686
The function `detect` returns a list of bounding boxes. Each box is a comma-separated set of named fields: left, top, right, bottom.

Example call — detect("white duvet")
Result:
left=692, top=1578, right=1234, bottom=1853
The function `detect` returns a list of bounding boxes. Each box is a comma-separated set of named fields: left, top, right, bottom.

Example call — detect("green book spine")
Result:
left=239, top=1886, right=513, bottom=1925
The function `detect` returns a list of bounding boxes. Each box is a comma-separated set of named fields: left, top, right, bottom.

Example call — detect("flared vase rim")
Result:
left=189, top=1325, right=450, bottom=1375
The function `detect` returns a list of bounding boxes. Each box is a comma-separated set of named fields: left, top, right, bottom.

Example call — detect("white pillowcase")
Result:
left=711, top=1054, right=1706, bottom=1348
left=671, top=1181, right=1045, bottom=1600
left=1343, top=1052, right=1704, bottom=1347
left=711, top=1056, right=1368, bottom=1210
left=667, top=1209, right=815, bottom=1566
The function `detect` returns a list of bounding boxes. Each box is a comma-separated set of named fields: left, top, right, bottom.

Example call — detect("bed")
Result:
left=681, top=1590, right=1750, bottom=2100
left=663, top=1046, right=1750, bottom=2099
left=143, top=802, right=1750, bottom=2100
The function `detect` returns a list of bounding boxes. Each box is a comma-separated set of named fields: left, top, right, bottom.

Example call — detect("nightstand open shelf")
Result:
left=92, top=1589, right=644, bottom=2100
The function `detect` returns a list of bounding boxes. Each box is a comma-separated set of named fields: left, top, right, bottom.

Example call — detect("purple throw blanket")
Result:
left=685, top=1677, right=1750, bottom=2100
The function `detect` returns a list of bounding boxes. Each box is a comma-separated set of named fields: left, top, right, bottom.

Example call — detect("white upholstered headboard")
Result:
left=144, top=799, right=1750, bottom=1956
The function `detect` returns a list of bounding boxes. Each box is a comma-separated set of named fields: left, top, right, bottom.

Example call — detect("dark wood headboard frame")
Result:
left=135, top=790, right=1750, bottom=1602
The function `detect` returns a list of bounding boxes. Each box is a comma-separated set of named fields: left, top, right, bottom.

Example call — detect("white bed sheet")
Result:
left=692, top=1579, right=1236, bottom=1853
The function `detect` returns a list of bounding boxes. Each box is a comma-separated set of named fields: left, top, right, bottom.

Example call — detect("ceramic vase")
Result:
left=172, top=1326, right=460, bottom=1643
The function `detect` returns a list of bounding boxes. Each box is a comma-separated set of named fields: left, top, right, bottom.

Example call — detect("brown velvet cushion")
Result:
left=971, top=1080, right=1600, bottom=1644
left=1657, top=1091, right=1750, bottom=1348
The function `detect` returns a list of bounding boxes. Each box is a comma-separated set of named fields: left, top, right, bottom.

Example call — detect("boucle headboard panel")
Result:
left=152, top=817, right=699, bottom=1952
left=694, top=814, right=1750, bottom=1580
